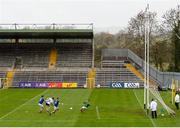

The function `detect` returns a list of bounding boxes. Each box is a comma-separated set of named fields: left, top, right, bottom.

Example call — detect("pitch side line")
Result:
left=0, top=89, right=49, bottom=120
left=96, top=106, right=101, bottom=119
left=133, top=89, right=156, bottom=127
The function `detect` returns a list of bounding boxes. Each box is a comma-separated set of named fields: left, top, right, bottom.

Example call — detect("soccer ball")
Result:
left=69, top=107, right=73, bottom=110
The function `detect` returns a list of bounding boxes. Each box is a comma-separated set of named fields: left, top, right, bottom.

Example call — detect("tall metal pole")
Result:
left=176, top=5, right=180, bottom=40
left=144, top=13, right=147, bottom=110
left=175, top=5, right=180, bottom=40
left=144, top=4, right=150, bottom=112
left=146, top=4, right=150, bottom=113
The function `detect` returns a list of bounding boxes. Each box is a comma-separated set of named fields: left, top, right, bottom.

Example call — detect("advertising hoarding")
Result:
left=110, top=82, right=139, bottom=88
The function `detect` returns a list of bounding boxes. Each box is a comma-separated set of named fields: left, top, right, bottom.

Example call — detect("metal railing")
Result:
left=127, top=49, right=180, bottom=88
left=0, top=23, right=93, bottom=30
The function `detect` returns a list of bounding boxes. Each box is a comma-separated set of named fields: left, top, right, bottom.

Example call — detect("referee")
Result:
left=150, top=99, right=157, bottom=118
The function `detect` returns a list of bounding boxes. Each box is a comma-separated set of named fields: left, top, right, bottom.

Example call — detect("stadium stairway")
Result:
left=49, top=48, right=57, bottom=69
left=124, top=63, right=158, bottom=88
left=5, top=69, right=16, bottom=88
left=87, top=68, right=96, bottom=88
left=125, top=64, right=144, bottom=80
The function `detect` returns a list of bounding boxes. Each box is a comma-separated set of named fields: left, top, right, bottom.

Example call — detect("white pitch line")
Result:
left=0, top=89, right=49, bottom=120
left=96, top=106, right=101, bottom=119
left=133, top=89, right=156, bottom=127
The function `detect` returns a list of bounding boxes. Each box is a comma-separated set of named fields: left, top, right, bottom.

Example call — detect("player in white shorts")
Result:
left=45, top=97, right=54, bottom=115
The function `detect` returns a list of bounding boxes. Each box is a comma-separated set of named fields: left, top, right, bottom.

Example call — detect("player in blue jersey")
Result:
left=38, top=95, right=44, bottom=113
left=51, top=97, right=60, bottom=114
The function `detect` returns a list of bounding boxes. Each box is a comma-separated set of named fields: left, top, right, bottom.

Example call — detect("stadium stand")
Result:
left=56, top=43, right=92, bottom=67
left=0, top=43, right=92, bottom=69
left=0, top=45, right=15, bottom=67
left=97, top=49, right=144, bottom=87
left=0, top=43, right=50, bottom=68
left=0, top=71, right=6, bottom=78
left=101, top=56, right=129, bottom=68
left=1, top=24, right=170, bottom=89
left=12, top=68, right=88, bottom=87
left=96, top=68, right=143, bottom=87
left=0, top=24, right=94, bottom=88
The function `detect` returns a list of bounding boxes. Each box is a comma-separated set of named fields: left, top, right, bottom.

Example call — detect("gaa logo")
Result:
left=110, top=82, right=124, bottom=88
left=110, top=82, right=140, bottom=88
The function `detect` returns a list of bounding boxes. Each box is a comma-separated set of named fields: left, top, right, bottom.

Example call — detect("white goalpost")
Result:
left=144, top=4, right=175, bottom=116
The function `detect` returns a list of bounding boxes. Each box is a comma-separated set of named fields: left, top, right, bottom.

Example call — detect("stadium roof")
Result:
left=0, top=24, right=93, bottom=39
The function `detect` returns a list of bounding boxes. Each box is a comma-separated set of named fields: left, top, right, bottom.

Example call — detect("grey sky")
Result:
left=0, top=0, right=179, bottom=33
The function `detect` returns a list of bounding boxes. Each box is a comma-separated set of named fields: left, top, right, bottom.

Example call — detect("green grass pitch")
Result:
left=0, top=88, right=180, bottom=127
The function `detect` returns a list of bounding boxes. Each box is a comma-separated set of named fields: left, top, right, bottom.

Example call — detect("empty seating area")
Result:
left=96, top=68, right=143, bottom=87
left=0, top=25, right=95, bottom=88
left=12, top=70, right=88, bottom=87
left=0, top=41, right=143, bottom=88
left=0, top=42, right=93, bottom=87
left=0, top=43, right=50, bottom=68
left=0, top=43, right=92, bottom=68
left=0, top=71, right=6, bottom=78
left=101, top=56, right=130, bottom=68
left=18, top=45, right=50, bottom=68
left=102, top=60, right=127, bottom=68
left=56, top=43, right=92, bottom=67
left=0, top=47, right=16, bottom=67
left=99, top=52, right=144, bottom=87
